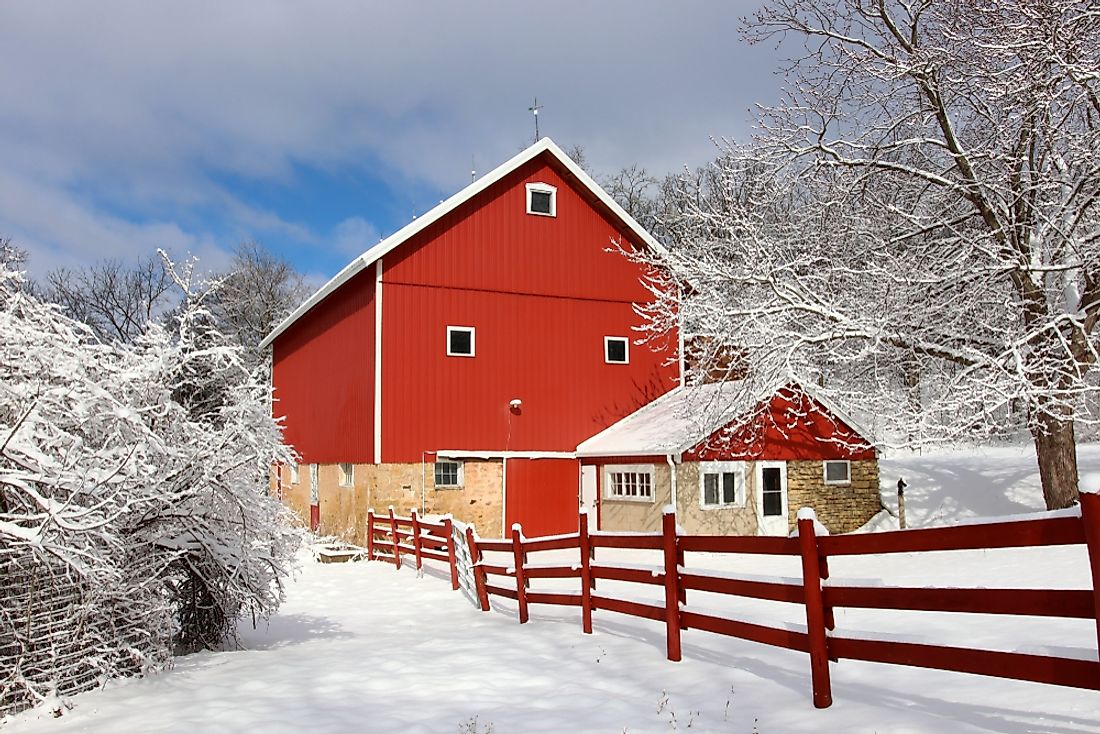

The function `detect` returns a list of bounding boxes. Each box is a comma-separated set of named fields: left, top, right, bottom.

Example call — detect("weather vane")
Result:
left=528, top=98, right=542, bottom=142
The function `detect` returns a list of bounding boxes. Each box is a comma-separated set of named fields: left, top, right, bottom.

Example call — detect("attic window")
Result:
left=526, top=183, right=556, bottom=217
left=447, top=326, right=475, bottom=357
left=604, top=336, right=629, bottom=364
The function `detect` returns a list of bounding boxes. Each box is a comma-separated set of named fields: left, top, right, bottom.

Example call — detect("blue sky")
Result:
left=0, top=2, right=781, bottom=284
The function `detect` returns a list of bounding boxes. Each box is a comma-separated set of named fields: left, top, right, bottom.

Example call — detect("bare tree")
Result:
left=207, top=241, right=309, bottom=365
left=37, top=255, right=174, bottom=343
left=643, top=0, right=1100, bottom=509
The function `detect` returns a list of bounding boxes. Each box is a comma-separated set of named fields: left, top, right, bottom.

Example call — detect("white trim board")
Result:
left=259, top=137, right=668, bottom=350
left=434, top=450, right=577, bottom=460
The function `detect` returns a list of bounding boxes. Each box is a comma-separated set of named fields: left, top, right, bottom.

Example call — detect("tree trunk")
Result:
left=1030, top=414, right=1080, bottom=510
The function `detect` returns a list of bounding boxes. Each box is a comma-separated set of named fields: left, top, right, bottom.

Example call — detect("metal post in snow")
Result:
left=661, top=508, right=682, bottom=662
left=897, top=477, right=908, bottom=529
left=797, top=508, right=833, bottom=709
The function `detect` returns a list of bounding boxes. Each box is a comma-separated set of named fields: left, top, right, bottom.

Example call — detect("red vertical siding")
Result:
left=272, top=269, right=375, bottom=463
left=381, top=152, right=679, bottom=462
left=506, top=458, right=580, bottom=537
left=686, top=390, right=877, bottom=462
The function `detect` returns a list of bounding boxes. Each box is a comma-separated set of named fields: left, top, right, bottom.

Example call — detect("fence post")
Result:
left=1080, top=491, right=1100, bottom=654
left=388, top=506, right=401, bottom=570
left=410, top=508, right=423, bottom=573
left=366, top=509, right=375, bottom=561
left=511, top=524, right=530, bottom=624
left=579, top=509, right=593, bottom=634
left=797, top=509, right=833, bottom=709
left=662, top=509, right=682, bottom=662
left=465, top=526, right=491, bottom=612
left=443, top=516, right=459, bottom=590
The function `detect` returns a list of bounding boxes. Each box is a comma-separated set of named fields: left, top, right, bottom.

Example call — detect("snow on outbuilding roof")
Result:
left=576, top=381, right=875, bottom=458
left=259, top=137, right=668, bottom=349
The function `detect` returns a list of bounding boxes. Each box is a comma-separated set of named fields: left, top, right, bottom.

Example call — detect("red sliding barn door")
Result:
left=505, top=459, right=579, bottom=537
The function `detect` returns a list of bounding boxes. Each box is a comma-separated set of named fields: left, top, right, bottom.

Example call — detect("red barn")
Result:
left=262, top=139, right=681, bottom=539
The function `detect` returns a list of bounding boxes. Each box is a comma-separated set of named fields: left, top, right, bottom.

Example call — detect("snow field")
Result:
left=6, top=445, right=1100, bottom=733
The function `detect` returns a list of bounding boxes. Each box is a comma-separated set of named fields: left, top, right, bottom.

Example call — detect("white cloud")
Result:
left=0, top=2, right=778, bottom=275
left=331, top=217, right=381, bottom=258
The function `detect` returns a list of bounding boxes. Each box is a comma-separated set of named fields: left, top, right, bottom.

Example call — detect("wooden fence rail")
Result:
left=365, top=494, right=1100, bottom=709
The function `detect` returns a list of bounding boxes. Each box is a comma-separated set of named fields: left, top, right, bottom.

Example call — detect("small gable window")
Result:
left=824, top=460, right=851, bottom=485
left=447, top=326, right=475, bottom=357
left=526, top=182, right=557, bottom=217
left=604, top=336, right=629, bottom=364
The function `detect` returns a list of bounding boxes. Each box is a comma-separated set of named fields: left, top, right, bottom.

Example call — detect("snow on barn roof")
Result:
left=259, top=137, right=668, bottom=349
left=575, top=381, right=874, bottom=458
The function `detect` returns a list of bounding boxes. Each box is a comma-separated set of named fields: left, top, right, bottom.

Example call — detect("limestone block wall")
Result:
left=282, top=459, right=505, bottom=545
left=598, top=462, right=670, bottom=533
left=786, top=459, right=881, bottom=534
left=674, top=462, right=759, bottom=536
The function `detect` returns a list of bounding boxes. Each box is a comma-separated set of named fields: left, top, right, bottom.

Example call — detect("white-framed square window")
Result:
left=824, top=460, right=851, bottom=485
left=447, top=326, right=475, bottom=357
left=339, top=462, right=354, bottom=487
left=435, top=460, right=464, bottom=488
left=604, top=464, right=655, bottom=502
left=290, top=462, right=300, bottom=485
left=699, top=461, right=746, bottom=508
left=604, top=336, right=629, bottom=364
left=526, top=182, right=557, bottom=217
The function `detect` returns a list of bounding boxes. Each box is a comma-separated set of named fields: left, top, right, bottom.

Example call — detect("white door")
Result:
left=580, top=465, right=598, bottom=531
left=755, top=461, right=789, bottom=536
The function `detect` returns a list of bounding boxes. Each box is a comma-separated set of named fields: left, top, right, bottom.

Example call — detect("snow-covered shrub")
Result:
left=0, top=255, right=299, bottom=715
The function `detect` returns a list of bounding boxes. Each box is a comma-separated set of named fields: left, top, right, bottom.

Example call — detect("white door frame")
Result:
left=580, top=465, right=598, bottom=531
left=755, top=461, right=789, bottom=536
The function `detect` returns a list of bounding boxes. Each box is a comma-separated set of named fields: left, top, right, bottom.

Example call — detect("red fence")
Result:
left=366, top=495, right=1100, bottom=709
left=365, top=508, right=459, bottom=591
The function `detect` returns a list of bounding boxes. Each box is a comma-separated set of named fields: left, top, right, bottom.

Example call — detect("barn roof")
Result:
left=575, top=381, right=874, bottom=458
left=260, top=137, right=668, bottom=349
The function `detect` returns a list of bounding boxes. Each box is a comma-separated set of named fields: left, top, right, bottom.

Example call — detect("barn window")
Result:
left=604, top=464, right=654, bottom=501
left=699, top=462, right=745, bottom=507
left=604, top=336, right=629, bottom=364
left=290, top=463, right=300, bottom=485
left=435, top=460, right=464, bottom=488
left=339, top=462, right=354, bottom=487
left=447, top=326, right=475, bottom=357
left=526, top=182, right=557, bottom=217
left=824, top=460, right=851, bottom=485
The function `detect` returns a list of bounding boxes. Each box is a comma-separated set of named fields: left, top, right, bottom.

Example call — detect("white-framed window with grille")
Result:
left=824, top=460, right=851, bottom=485
left=699, top=461, right=746, bottom=508
left=435, top=460, right=464, bottom=488
left=339, top=462, right=354, bottom=487
left=604, top=464, right=655, bottom=502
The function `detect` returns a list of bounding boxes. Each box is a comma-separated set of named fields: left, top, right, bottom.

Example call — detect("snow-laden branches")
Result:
left=0, top=255, right=300, bottom=715
left=641, top=1, right=1099, bottom=510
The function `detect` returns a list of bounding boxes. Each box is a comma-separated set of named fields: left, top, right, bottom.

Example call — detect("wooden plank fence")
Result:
left=364, top=495, right=1100, bottom=709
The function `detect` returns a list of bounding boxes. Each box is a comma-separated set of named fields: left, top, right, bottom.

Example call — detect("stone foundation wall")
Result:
left=786, top=459, right=881, bottom=534
left=279, top=460, right=504, bottom=545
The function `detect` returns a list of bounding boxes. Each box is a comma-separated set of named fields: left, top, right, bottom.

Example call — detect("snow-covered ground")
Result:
left=6, top=445, right=1100, bottom=733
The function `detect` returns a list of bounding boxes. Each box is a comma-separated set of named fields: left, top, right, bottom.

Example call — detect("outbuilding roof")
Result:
left=575, top=381, right=874, bottom=458
left=260, top=137, right=667, bottom=349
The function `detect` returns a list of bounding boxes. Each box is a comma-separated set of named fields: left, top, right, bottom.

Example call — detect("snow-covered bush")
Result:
left=0, top=255, right=299, bottom=715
